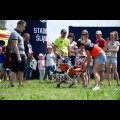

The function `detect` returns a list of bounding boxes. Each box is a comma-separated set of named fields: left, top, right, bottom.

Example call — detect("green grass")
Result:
left=0, top=79, right=120, bottom=100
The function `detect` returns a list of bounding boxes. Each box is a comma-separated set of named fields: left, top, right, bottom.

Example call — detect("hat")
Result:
left=60, top=49, right=64, bottom=53
left=47, top=46, right=52, bottom=49
left=61, top=29, right=67, bottom=33
left=96, top=30, right=102, bottom=35
left=38, top=53, right=44, bottom=57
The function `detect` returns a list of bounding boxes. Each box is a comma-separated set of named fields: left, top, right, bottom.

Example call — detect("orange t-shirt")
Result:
left=90, top=45, right=102, bottom=56
left=85, top=43, right=102, bottom=57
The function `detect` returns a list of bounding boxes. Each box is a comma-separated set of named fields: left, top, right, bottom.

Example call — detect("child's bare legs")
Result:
left=81, top=74, right=87, bottom=87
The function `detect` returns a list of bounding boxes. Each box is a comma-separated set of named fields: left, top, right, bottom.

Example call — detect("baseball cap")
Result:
left=96, top=30, right=102, bottom=35
left=60, top=49, right=65, bottom=53
left=61, top=29, right=67, bottom=33
left=38, top=53, right=44, bottom=57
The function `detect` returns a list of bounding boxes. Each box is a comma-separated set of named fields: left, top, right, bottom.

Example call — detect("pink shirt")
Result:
left=38, top=60, right=45, bottom=70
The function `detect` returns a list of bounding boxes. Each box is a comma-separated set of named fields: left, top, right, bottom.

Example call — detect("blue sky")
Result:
left=6, top=20, right=120, bottom=43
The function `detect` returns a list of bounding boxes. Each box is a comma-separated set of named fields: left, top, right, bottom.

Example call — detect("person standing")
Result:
left=38, top=53, right=45, bottom=82
left=77, top=41, right=106, bottom=90
left=67, top=33, right=77, bottom=66
left=23, top=33, right=35, bottom=81
left=95, top=30, right=106, bottom=85
left=54, top=29, right=70, bottom=63
left=105, top=31, right=120, bottom=86
left=44, top=46, right=56, bottom=82
left=9, top=20, right=27, bottom=87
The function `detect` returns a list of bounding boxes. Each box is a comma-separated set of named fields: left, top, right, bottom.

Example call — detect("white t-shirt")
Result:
left=70, top=41, right=77, bottom=56
left=45, top=53, right=55, bottom=66
left=107, top=41, right=120, bottom=58
left=78, top=39, right=91, bottom=45
left=75, top=52, right=87, bottom=66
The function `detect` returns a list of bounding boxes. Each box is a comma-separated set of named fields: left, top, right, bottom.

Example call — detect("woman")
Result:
left=105, top=31, right=120, bottom=86
left=67, top=33, right=77, bottom=66
left=78, top=30, right=91, bottom=45
left=78, top=30, right=92, bottom=86
left=77, top=41, right=106, bottom=90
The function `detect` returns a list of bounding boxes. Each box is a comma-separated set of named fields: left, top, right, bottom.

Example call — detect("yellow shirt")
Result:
left=54, top=37, right=70, bottom=56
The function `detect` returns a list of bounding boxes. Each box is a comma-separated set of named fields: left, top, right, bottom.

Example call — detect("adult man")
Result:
left=95, top=30, right=106, bottom=85
left=9, top=20, right=27, bottom=87
left=23, top=33, right=34, bottom=81
left=54, top=29, right=70, bottom=63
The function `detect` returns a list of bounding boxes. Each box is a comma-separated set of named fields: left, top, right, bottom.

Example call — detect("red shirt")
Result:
left=96, top=38, right=106, bottom=49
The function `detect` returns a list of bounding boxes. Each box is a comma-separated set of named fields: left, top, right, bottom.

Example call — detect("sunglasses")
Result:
left=110, top=34, right=116, bottom=36
left=82, top=34, right=87, bottom=35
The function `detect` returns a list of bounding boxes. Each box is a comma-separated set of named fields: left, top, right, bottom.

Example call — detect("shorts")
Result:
left=88, top=66, right=93, bottom=75
left=10, top=53, right=26, bottom=73
left=105, top=57, right=117, bottom=64
left=96, top=52, right=106, bottom=64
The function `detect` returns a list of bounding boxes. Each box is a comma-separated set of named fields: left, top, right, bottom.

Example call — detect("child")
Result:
left=38, top=53, right=45, bottom=82
left=0, top=46, right=6, bottom=82
left=74, top=48, right=87, bottom=87
left=56, top=49, right=65, bottom=66
left=26, top=51, right=35, bottom=81
left=87, top=56, right=93, bottom=85
left=2, top=43, right=11, bottom=81
left=44, top=46, right=55, bottom=82
left=55, top=49, right=66, bottom=83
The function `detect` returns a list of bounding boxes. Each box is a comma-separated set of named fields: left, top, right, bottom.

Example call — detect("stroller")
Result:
left=53, top=63, right=84, bottom=88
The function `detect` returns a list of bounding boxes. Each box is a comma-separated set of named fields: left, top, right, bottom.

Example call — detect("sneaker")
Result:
left=92, top=86, right=100, bottom=91
left=9, top=85, right=14, bottom=87
left=108, top=83, right=111, bottom=86
left=0, top=79, right=2, bottom=82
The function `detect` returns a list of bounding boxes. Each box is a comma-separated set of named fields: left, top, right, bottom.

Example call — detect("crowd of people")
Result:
left=0, top=20, right=120, bottom=91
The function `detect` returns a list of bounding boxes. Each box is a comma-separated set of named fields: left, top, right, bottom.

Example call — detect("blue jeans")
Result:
left=64, top=56, right=69, bottom=63
left=39, top=70, right=45, bottom=81
left=44, top=65, right=55, bottom=81
left=26, top=68, right=33, bottom=80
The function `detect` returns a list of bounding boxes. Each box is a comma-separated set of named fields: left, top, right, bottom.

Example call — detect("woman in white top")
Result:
left=78, top=30, right=91, bottom=45
left=105, top=31, right=120, bottom=86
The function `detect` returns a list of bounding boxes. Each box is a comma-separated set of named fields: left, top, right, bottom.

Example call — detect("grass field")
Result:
left=0, top=79, right=120, bottom=100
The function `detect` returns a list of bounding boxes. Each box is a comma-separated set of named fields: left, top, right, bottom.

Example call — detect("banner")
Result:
left=23, top=20, right=47, bottom=61
left=23, top=20, right=47, bottom=79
